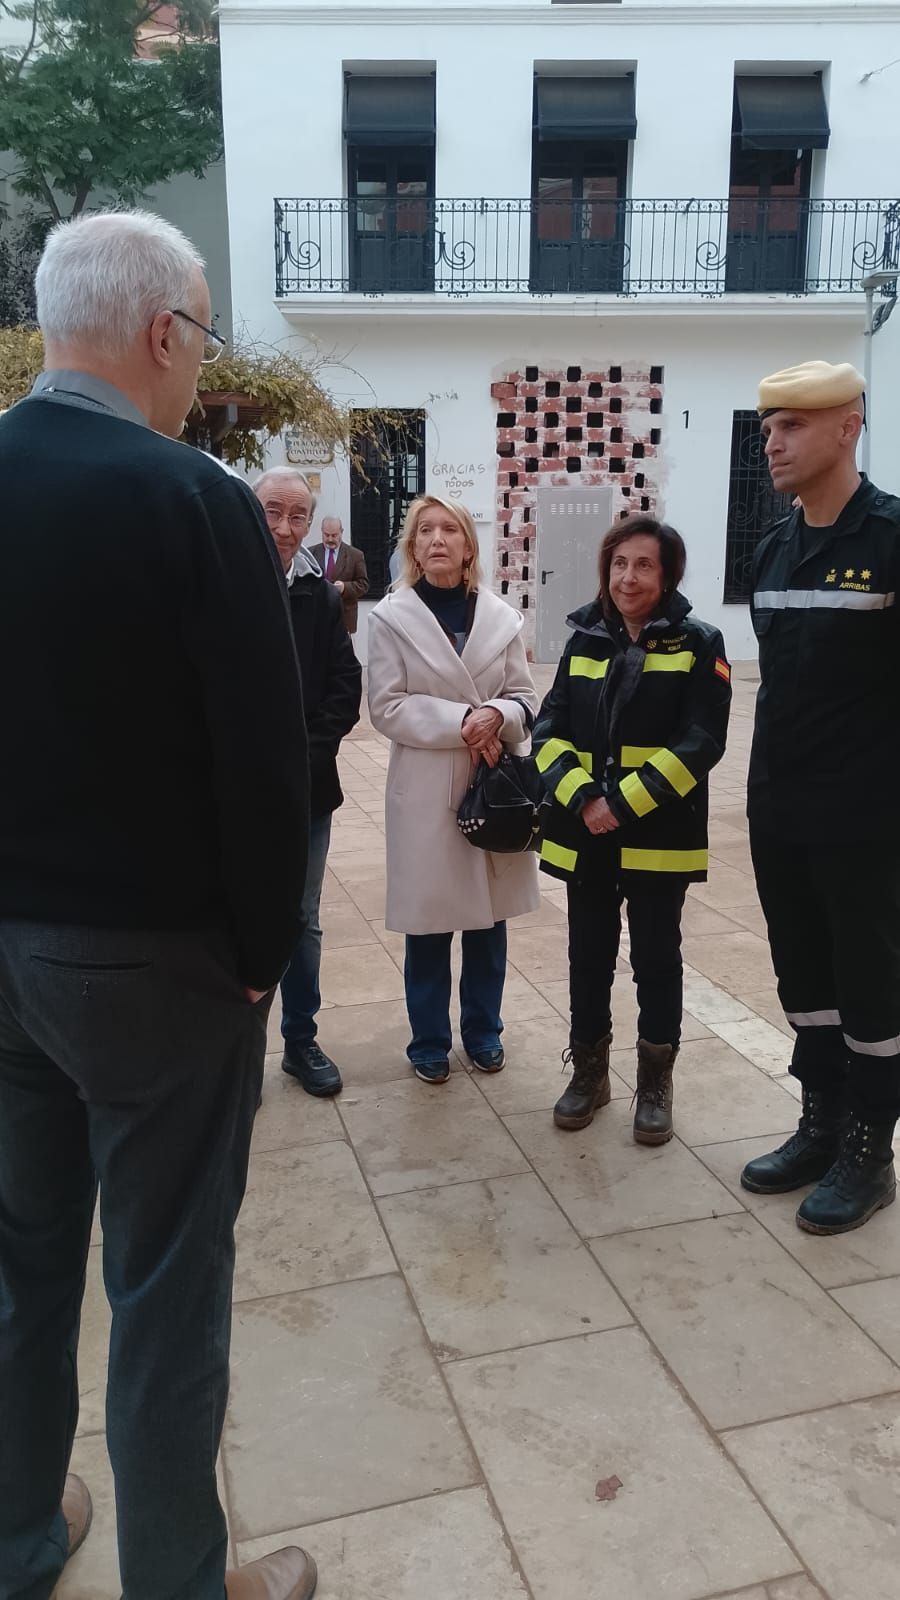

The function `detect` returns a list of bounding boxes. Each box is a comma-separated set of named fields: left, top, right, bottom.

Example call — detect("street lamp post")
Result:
left=861, top=269, right=898, bottom=475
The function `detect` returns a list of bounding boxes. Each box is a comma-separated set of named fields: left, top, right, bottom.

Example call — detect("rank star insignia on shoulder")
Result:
left=844, top=569, right=855, bottom=579
left=862, top=568, right=872, bottom=580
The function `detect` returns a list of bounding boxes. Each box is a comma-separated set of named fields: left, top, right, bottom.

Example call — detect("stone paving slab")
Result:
left=57, top=672, right=900, bottom=1600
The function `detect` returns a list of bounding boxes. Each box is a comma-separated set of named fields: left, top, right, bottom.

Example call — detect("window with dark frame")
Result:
left=726, top=73, right=830, bottom=293
left=724, top=411, right=792, bottom=603
left=345, top=73, right=436, bottom=293
left=349, top=410, right=426, bottom=600
left=531, top=74, right=634, bottom=293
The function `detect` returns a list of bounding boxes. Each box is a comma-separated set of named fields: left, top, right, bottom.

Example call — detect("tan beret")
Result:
left=757, top=360, right=865, bottom=416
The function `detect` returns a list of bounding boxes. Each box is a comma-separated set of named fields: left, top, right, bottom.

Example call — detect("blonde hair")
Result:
left=396, top=495, right=483, bottom=589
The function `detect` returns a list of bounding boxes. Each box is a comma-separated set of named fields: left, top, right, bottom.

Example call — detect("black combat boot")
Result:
left=553, top=1036, right=612, bottom=1131
left=796, top=1113, right=897, bottom=1235
left=633, top=1039, right=678, bottom=1145
left=740, top=1087, right=848, bottom=1195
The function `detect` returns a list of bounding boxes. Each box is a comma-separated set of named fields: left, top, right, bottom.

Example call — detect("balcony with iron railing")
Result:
left=274, top=196, right=900, bottom=305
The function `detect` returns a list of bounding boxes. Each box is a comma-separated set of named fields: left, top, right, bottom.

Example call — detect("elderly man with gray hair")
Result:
left=254, top=466, right=361, bottom=1098
left=0, top=213, right=317, bottom=1600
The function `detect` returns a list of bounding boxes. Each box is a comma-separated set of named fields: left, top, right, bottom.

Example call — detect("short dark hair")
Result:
left=597, top=513, right=687, bottom=623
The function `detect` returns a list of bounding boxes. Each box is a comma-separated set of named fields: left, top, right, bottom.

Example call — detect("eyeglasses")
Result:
left=172, top=309, right=227, bottom=365
left=262, top=504, right=311, bottom=533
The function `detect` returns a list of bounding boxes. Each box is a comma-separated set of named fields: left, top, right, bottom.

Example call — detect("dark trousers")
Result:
left=567, top=871, right=687, bottom=1047
left=404, top=922, right=507, bottom=1063
left=750, top=830, right=900, bottom=1119
left=0, top=920, right=269, bottom=1600
left=280, top=812, right=332, bottom=1046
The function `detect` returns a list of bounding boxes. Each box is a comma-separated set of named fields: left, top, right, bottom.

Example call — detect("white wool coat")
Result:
left=368, top=586, right=542, bottom=935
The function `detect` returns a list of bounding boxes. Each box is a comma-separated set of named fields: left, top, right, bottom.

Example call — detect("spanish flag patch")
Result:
left=715, top=657, right=731, bottom=683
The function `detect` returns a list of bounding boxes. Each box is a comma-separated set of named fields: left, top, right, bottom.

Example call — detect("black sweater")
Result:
left=0, top=399, right=309, bottom=989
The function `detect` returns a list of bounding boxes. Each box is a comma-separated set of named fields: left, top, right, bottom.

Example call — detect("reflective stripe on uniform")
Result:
left=621, top=745, right=660, bottom=768
left=535, top=736, right=577, bottom=774
left=619, top=772, right=657, bottom=818
left=785, top=1008, right=842, bottom=1028
left=754, top=589, right=896, bottom=612
left=570, top=655, right=610, bottom=680
left=576, top=750, right=593, bottom=774
left=540, top=838, right=577, bottom=872
left=620, top=846, right=708, bottom=873
left=844, top=1031, right=900, bottom=1058
left=556, top=766, right=593, bottom=807
left=648, top=748, right=697, bottom=797
left=642, top=651, right=695, bottom=673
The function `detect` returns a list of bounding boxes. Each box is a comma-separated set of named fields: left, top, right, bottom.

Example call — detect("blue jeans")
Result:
left=404, top=922, right=508, bottom=1064
left=280, top=812, right=332, bottom=1046
left=0, top=920, right=268, bottom=1600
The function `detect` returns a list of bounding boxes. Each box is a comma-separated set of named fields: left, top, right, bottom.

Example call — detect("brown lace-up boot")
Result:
left=632, top=1039, right=678, bottom=1145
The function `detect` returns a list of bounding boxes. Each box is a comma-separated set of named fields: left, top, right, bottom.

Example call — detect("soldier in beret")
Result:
left=741, top=359, right=900, bottom=1235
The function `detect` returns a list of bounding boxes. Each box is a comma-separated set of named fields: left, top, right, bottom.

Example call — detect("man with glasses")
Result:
left=255, top=469, right=362, bottom=1098
left=0, top=212, right=318, bottom=1599
left=171, top=306, right=228, bottom=366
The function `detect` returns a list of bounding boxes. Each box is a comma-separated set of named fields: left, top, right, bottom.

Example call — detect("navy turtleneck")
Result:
left=414, top=576, right=470, bottom=654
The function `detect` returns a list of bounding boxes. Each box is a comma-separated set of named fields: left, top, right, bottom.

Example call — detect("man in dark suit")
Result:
left=255, top=470, right=362, bottom=1097
left=310, top=516, right=369, bottom=634
left=0, top=212, right=316, bottom=1600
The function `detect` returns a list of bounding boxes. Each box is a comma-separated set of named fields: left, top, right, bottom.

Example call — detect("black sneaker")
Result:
left=412, top=1058, right=450, bottom=1085
left=282, top=1041, right=342, bottom=1098
left=468, top=1047, right=505, bottom=1074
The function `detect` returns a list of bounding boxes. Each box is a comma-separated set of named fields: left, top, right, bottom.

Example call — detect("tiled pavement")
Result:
left=61, top=668, right=900, bottom=1600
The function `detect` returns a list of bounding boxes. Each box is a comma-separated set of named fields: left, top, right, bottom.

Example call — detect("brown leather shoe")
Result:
left=61, top=1474, right=93, bottom=1561
left=226, top=1546, right=317, bottom=1599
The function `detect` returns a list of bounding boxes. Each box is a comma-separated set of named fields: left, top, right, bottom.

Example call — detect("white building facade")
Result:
left=219, top=0, right=900, bottom=659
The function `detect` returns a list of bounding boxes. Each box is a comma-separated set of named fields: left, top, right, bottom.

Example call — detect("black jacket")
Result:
left=287, top=549, right=362, bottom=816
left=0, top=397, right=309, bottom=991
left=749, top=476, right=900, bottom=842
left=533, top=593, right=731, bottom=885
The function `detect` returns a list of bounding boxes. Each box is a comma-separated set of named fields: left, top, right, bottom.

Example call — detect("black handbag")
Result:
left=457, top=752, right=548, bottom=853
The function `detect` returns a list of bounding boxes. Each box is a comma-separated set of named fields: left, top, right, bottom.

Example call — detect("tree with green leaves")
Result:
left=0, top=2, right=222, bottom=222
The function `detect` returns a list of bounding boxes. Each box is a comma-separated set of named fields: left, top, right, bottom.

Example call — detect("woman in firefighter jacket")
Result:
left=533, top=514, right=732, bottom=1142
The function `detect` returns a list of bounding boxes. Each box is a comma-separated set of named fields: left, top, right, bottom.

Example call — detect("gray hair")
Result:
left=320, top=516, right=343, bottom=534
left=253, top=466, right=318, bottom=513
left=36, top=210, right=205, bottom=359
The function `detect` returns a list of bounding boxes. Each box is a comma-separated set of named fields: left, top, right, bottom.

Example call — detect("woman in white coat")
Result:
left=368, top=495, right=540, bottom=1083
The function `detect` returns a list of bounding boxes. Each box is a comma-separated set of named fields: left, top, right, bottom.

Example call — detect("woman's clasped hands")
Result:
left=462, top=705, right=504, bottom=768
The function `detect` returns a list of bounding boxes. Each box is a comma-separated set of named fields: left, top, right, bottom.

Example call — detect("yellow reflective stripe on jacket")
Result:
left=642, top=651, right=695, bottom=674
left=540, top=838, right=578, bottom=872
left=535, top=736, right=577, bottom=774
left=648, top=748, right=697, bottom=797
left=619, top=772, right=657, bottom=818
left=569, top=655, right=609, bottom=680
left=620, top=744, right=660, bottom=769
left=621, top=846, right=708, bottom=873
left=576, top=750, right=593, bottom=774
left=556, top=766, right=593, bottom=807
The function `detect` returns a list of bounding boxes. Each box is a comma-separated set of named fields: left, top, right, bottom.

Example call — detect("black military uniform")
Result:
left=742, top=361, right=900, bottom=1235
left=534, top=591, right=731, bottom=1139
